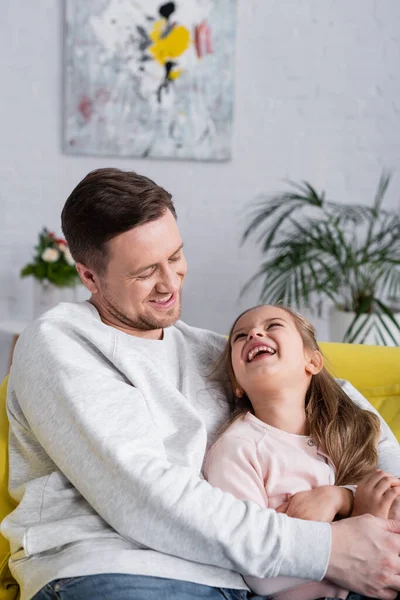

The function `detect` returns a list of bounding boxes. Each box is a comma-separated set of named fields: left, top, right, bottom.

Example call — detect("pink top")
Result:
left=204, top=412, right=348, bottom=600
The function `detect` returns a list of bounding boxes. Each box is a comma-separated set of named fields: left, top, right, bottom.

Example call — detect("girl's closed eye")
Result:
left=233, top=332, right=247, bottom=342
left=267, top=322, right=283, bottom=330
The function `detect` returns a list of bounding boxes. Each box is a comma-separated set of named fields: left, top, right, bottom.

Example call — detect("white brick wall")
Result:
left=1, top=0, right=400, bottom=377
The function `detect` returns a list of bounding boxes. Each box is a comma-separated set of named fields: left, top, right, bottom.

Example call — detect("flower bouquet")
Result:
left=21, top=228, right=79, bottom=287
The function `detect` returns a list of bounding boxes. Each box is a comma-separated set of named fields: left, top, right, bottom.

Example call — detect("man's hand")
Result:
left=275, top=485, right=353, bottom=521
left=327, top=516, right=400, bottom=599
left=352, top=470, right=400, bottom=519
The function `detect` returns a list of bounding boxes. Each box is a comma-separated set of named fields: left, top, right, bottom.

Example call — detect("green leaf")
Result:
left=20, top=264, right=35, bottom=277
left=344, top=312, right=370, bottom=344
left=375, top=313, right=399, bottom=346
left=374, top=299, right=400, bottom=331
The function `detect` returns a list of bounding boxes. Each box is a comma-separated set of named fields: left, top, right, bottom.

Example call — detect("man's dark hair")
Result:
left=61, top=168, right=176, bottom=274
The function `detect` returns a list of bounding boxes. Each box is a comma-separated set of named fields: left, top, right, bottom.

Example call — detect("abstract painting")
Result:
left=64, top=0, right=237, bottom=161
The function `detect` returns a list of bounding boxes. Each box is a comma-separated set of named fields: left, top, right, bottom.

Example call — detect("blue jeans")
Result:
left=31, top=574, right=251, bottom=600
left=325, top=592, right=398, bottom=600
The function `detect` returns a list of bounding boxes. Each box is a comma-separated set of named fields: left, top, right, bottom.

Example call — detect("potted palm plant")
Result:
left=241, top=173, right=400, bottom=345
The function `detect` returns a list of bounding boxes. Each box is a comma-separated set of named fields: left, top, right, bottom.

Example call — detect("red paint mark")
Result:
left=194, top=21, right=213, bottom=59
left=95, top=88, right=110, bottom=104
left=78, top=95, right=93, bottom=122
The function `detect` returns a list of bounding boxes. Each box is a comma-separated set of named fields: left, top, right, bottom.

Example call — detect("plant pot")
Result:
left=33, top=279, right=79, bottom=319
left=329, top=308, right=400, bottom=346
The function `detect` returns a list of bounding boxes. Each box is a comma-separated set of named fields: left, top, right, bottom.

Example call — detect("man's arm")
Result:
left=9, top=318, right=330, bottom=582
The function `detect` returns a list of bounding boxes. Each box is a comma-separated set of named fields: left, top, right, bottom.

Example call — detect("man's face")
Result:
left=83, top=209, right=187, bottom=337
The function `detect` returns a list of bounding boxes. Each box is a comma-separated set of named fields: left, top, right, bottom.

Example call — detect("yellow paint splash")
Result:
left=149, top=18, right=191, bottom=80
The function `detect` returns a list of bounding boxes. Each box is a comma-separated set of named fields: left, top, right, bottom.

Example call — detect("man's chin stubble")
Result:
left=106, top=298, right=181, bottom=332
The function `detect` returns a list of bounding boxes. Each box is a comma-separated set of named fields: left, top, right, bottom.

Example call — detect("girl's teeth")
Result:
left=248, top=347, right=275, bottom=362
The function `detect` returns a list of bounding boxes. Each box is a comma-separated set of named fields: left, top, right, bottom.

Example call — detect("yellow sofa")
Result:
left=0, top=342, right=399, bottom=600
left=0, top=377, right=17, bottom=600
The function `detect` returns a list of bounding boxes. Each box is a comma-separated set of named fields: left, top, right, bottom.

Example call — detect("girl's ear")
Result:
left=231, top=376, right=244, bottom=398
left=305, top=350, right=324, bottom=375
left=230, top=372, right=244, bottom=398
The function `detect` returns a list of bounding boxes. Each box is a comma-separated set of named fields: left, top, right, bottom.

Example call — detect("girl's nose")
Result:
left=247, top=328, right=266, bottom=340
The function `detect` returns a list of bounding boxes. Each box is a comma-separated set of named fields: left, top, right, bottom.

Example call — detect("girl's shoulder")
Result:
left=210, top=412, right=267, bottom=451
left=204, top=413, right=265, bottom=479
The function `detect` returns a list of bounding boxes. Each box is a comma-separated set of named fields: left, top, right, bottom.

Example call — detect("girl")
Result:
left=204, top=304, right=400, bottom=600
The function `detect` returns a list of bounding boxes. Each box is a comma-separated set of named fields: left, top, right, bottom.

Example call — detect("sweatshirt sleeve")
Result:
left=9, top=318, right=332, bottom=582
left=340, top=380, right=400, bottom=476
left=204, top=434, right=269, bottom=509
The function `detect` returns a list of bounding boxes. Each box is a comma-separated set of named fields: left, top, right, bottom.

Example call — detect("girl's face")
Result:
left=230, top=306, right=320, bottom=396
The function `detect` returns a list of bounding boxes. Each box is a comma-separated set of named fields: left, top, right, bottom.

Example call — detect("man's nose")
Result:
left=156, top=265, right=180, bottom=293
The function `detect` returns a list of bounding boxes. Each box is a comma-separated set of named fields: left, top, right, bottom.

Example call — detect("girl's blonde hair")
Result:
left=215, top=304, right=380, bottom=486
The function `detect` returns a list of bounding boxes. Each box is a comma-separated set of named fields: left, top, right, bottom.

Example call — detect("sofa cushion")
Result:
left=320, top=342, right=400, bottom=441
left=356, top=385, right=400, bottom=442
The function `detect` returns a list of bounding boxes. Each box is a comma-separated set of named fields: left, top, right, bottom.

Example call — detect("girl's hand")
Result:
left=275, top=485, right=353, bottom=521
left=352, top=470, right=400, bottom=519
left=388, top=496, right=400, bottom=520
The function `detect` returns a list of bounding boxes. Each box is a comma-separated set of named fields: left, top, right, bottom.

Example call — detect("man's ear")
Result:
left=76, top=263, right=99, bottom=294
left=305, top=350, right=324, bottom=375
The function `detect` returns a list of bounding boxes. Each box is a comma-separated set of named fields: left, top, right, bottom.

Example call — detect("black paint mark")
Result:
left=198, top=126, right=210, bottom=144
left=156, top=60, right=177, bottom=103
left=159, top=2, right=175, bottom=20
left=165, top=61, right=175, bottom=76
left=136, top=25, right=149, bottom=41
left=139, top=39, right=152, bottom=52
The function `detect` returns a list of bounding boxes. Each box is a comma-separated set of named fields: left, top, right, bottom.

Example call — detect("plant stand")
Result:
left=33, top=280, right=79, bottom=319
left=329, top=308, right=400, bottom=346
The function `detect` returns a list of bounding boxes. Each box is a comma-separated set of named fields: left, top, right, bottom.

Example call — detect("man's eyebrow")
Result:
left=170, top=243, right=184, bottom=256
left=129, top=243, right=184, bottom=277
left=232, top=316, right=286, bottom=336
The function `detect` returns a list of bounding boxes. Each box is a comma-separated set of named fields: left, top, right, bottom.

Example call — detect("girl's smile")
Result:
left=245, top=342, right=276, bottom=363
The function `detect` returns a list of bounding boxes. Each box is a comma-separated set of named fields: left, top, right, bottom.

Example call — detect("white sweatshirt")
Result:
left=2, top=302, right=399, bottom=600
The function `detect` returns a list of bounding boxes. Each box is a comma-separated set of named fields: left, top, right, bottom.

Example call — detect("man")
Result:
left=2, top=168, right=400, bottom=600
